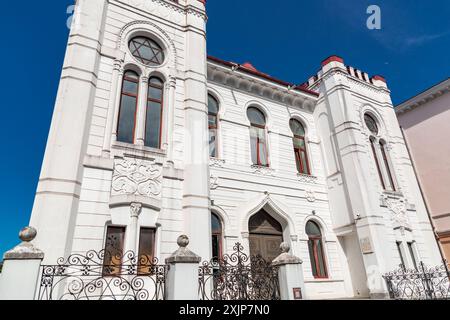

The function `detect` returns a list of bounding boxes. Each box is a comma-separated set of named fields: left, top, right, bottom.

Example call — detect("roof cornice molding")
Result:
left=207, top=63, right=318, bottom=112
left=396, top=78, right=450, bottom=115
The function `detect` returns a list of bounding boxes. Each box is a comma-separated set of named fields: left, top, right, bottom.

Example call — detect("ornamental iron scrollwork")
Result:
left=37, top=250, right=168, bottom=300
left=199, top=243, right=281, bottom=300
left=383, top=261, right=450, bottom=300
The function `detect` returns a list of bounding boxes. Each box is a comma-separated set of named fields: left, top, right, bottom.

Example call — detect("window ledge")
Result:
left=210, top=158, right=226, bottom=168
left=382, top=190, right=403, bottom=197
left=111, top=142, right=167, bottom=159
left=297, top=173, right=318, bottom=184
left=250, top=164, right=275, bottom=176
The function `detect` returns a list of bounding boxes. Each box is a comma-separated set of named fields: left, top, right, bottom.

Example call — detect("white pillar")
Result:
left=29, top=0, right=109, bottom=263
left=0, top=227, right=44, bottom=300
left=182, top=4, right=211, bottom=261
left=135, top=76, right=149, bottom=146
left=126, top=203, right=142, bottom=253
left=272, top=243, right=306, bottom=300
left=103, top=59, right=124, bottom=156
left=165, top=235, right=201, bottom=300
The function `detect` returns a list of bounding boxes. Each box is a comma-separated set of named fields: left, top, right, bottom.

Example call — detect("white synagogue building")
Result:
left=25, top=0, right=442, bottom=299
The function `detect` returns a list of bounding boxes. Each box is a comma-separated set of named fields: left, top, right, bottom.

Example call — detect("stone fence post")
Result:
left=0, top=227, right=44, bottom=300
left=272, top=242, right=306, bottom=300
left=165, top=235, right=201, bottom=300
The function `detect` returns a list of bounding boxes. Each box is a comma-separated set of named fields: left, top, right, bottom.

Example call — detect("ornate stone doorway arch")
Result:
left=249, top=209, right=284, bottom=262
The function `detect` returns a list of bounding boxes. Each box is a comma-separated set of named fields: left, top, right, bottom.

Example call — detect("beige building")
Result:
left=396, top=78, right=450, bottom=261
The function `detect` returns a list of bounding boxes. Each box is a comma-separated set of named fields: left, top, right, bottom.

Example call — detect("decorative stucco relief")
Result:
left=210, top=174, right=219, bottom=190
left=251, top=165, right=275, bottom=176
left=210, top=158, right=226, bottom=168
left=381, top=195, right=411, bottom=229
left=306, top=190, right=317, bottom=203
left=298, top=173, right=318, bottom=184
left=112, top=158, right=163, bottom=198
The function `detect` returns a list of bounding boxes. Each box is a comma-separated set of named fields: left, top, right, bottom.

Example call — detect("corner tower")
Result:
left=310, top=56, right=442, bottom=298
left=29, top=0, right=211, bottom=262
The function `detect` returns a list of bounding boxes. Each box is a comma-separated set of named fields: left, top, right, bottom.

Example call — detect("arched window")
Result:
left=364, top=113, right=396, bottom=191
left=370, top=137, right=385, bottom=189
left=208, top=94, right=219, bottom=158
left=145, top=77, right=164, bottom=149
left=364, top=114, right=379, bottom=135
left=117, top=71, right=139, bottom=144
left=290, top=119, right=310, bottom=175
left=380, top=140, right=396, bottom=191
left=211, top=213, right=223, bottom=259
left=306, top=221, right=328, bottom=279
left=247, top=107, right=269, bottom=167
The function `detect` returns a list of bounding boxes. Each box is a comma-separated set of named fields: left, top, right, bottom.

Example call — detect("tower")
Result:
left=29, top=0, right=212, bottom=263
left=310, top=56, right=442, bottom=297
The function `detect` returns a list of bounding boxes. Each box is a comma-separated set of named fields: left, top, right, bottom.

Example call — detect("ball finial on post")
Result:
left=177, top=235, right=190, bottom=248
left=19, top=227, right=37, bottom=243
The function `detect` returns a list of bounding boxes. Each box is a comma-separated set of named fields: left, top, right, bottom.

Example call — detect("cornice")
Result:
left=396, top=78, right=450, bottom=115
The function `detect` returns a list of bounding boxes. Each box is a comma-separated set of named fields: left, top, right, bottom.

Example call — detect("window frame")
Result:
left=306, top=221, right=329, bottom=279
left=129, top=36, right=165, bottom=67
left=117, top=71, right=140, bottom=144
left=102, top=226, right=126, bottom=277
left=247, top=107, right=269, bottom=167
left=144, top=76, right=164, bottom=149
left=137, top=227, right=157, bottom=275
left=211, top=212, right=223, bottom=260
left=290, top=119, right=311, bottom=175
left=208, top=94, right=220, bottom=158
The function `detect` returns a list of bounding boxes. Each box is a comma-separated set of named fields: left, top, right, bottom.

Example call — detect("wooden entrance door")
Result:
left=249, top=210, right=283, bottom=262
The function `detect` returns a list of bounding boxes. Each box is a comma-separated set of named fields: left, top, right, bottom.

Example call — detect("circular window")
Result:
left=129, top=36, right=165, bottom=66
left=364, top=114, right=378, bottom=135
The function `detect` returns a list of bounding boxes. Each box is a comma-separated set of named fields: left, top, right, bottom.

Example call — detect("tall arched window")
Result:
left=247, top=107, right=269, bottom=167
left=370, top=137, right=385, bottom=189
left=380, top=140, right=396, bottom=191
left=306, top=221, right=328, bottom=279
left=145, top=77, right=164, bottom=149
left=117, top=71, right=139, bottom=144
left=290, top=119, right=310, bottom=175
left=364, top=113, right=396, bottom=191
left=211, top=213, right=223, bottom=260
left=208, top=94, right=219, bottom=158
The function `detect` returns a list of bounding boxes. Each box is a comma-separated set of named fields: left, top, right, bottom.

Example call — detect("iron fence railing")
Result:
left=199, top=243, right=281, bottom=300
left=37, top=250, right=168, bottom=300
left=383, top=261, right=450, bottom=300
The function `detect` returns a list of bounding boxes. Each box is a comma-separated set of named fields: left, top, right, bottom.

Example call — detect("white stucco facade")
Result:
left=27, top=0, right=442, bottom=299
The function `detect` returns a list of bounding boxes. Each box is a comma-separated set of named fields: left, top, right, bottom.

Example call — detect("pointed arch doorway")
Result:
left=249, top=209, right=283, bottom=262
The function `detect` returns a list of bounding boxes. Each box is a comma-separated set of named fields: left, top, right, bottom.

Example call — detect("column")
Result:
left=103, top=58, right=124, bottom=155
left=135, top=76, right=149, bottom=146
left=126, top=203, right=142, bottom=253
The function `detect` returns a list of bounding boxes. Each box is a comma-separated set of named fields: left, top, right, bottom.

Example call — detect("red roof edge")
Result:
left=371, top=75, right=387, bottom=83
left=321, top=55, right=344, bottom=67
left=207, top=55, right=319, bottom=97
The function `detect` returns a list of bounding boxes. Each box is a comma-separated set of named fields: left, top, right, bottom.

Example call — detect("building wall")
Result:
left=26, top=0, right=443, bottom=300
left=206, top=80, right=351, bottom=299
left=397, top=91, right=450, bottom=260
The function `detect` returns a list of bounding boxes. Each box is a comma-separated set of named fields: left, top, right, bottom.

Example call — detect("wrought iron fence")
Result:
left=37, top=250, right=168, bottom=300
left=199, top=243, right=281, bottom=300
left=383, top=261, right=450, bottom=300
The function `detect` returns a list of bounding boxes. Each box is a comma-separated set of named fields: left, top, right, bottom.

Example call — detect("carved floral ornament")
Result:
left=111, top=158, right=163, bottom=198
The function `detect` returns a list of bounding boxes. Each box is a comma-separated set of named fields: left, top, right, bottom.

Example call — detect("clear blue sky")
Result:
left=0, top=0, right=449, bottom=258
